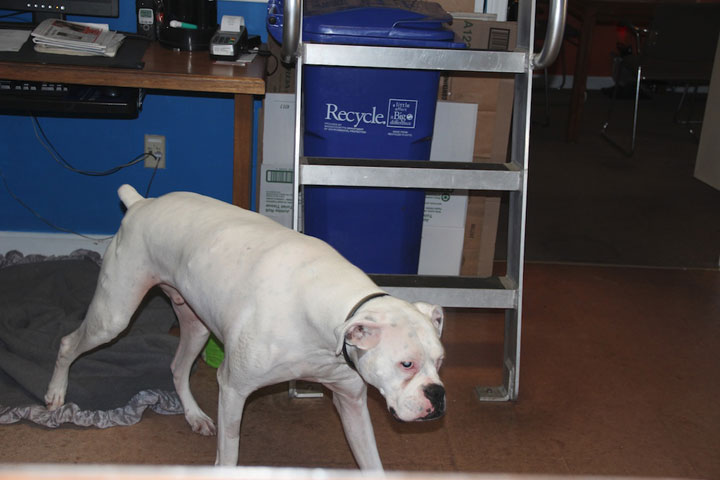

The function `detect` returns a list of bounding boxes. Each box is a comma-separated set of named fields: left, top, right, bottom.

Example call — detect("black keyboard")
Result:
left=0, top=79, right=144, bottom=118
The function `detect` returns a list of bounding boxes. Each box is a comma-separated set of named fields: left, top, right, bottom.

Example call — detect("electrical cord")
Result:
left=32, top=116, right=161, bottom=196
left=32, top=117, right=156, bottom=177
left=144, top=156, right=161, bottom=197
left=264, top=50, right=279, bottom=78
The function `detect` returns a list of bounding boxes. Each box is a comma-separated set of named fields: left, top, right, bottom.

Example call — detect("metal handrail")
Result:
left=282, top=0, right=566, bottom=69
left=280, top=0, right=301, bottom=64
left=531, top=0, right=567, bottom=70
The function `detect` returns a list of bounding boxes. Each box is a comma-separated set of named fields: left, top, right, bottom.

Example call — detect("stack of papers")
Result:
left=30, top=18, right=125, bottom=57
left=0, top=29, right=31, bottom=52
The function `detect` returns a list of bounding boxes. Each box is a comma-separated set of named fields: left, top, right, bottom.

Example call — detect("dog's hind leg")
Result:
left=161, top=285, right=216, bottom=436
left=45, top=248, right=152, bottom=410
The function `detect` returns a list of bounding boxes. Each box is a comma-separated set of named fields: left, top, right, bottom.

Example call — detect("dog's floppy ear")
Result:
left=414, top=302, right=444, bottom=337
left=334, top=315, right=383, bottom=356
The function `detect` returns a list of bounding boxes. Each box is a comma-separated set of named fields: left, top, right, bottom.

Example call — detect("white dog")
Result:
left=45, top=185, right=446, bottom=470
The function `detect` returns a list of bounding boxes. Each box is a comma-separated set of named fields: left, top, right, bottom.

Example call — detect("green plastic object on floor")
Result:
left=203, top=335, right=224, bottom=368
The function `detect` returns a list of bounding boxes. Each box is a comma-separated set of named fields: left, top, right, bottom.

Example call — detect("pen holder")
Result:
left=158, top=0, right=217, bottom=51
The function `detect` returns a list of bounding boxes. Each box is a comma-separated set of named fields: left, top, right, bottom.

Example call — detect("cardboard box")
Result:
left=439, top=74, right=514, bottom=163
left=418, top=101, right=477, bottom=275
left=439, top=72, right=515, bottom=277
left=436, top=0, right=475, bottom=12
left=448, top=14, right=518, bottom=51
left=461, top=192, right=502, bottom=276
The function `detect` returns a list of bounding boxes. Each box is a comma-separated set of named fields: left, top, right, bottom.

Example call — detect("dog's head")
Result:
left=335, top=298, right=445, bottom=422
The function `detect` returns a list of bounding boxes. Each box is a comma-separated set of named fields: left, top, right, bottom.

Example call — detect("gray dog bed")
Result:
left=0, top=250, right=183, bottom=428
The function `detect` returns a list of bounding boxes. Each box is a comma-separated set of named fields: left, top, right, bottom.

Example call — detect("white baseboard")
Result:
left=0, top=231, right=112, bottom=257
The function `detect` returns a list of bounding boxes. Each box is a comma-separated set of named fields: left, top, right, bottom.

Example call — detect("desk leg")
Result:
left=232, top=94, right=253, bottom=209
left=567, top=4, right=597, bottom=142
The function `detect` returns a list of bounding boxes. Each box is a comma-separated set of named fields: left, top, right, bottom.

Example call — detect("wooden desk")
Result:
left=0, top=42, right=266, bottom=208
left=566, top=0, right=713, bottom=142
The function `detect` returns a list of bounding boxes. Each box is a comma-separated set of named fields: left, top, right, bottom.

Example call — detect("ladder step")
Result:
left=303, top=43, right=528, bottom=74
left=369, top=274, right=518, bottom=309
left=300, top=157, right=523, bottom=191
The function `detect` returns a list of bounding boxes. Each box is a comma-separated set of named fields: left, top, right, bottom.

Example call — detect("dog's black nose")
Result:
left=422, top=383, right=446, bottom=419
left=424, top=383, right=445, bottom=406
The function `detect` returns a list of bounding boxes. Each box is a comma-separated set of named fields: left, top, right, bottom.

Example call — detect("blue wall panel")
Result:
left=0, top=1, right=268, bottom=236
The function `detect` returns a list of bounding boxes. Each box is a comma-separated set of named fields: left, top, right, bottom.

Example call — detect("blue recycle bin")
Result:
left=267, top=0, right=464, bottom=274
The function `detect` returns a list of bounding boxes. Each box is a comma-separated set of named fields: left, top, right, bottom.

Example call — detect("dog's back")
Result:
left=111, top=185, right=376, bottom=326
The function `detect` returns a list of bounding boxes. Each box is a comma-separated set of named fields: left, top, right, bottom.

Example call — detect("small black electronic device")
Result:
left=0, top=79, right=144, bottom=118
left=0, top=0, right=118, bottom=24
left=136, top=0, right=157, bottom=40
left=210, top=28, right=247, bottom=60
left=209, top=15, right=248, bottom=61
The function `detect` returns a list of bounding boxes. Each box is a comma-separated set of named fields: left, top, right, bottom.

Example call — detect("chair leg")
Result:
left=601, top=65, right=642, bottom=156
left=674, top=84, right=690, bottom=124
left=674, top=83, right=703, bottom=141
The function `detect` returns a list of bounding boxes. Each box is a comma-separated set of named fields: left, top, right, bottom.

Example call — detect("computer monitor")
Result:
left=0, top=0, right=118, bottom=24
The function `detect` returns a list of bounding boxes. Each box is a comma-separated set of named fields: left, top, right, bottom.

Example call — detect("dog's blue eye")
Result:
left=400, top=361, right=413, bottom=369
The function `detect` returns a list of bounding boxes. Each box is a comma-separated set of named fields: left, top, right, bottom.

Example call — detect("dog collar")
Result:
left=342, top=292, right=388, bottom=371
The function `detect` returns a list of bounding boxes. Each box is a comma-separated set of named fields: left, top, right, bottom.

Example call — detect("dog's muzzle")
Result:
left=388, top=383, right=446, bottom=422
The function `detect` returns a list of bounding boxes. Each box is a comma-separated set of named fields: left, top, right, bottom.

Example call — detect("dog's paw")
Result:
left=187, top=413, right=217, bottom=436
left=45, top=376, right=69, bottom=411
left=44, top=391, right=65, bottom=411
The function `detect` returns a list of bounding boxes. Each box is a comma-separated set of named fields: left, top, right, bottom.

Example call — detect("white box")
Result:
left=262, top=93, right=296, bottom=168
left=418, top=101, right=478, bottom=275
left=260, top=93, right=297, bottom=227
left=259, top=164, right=294, bottom=228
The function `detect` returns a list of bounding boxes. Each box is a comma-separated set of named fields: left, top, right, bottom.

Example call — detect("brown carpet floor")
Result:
left=2, top=264, right=718, bottom=478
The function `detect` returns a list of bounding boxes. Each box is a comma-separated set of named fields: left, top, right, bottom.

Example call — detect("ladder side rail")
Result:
left=290, top=2, right=304, bottom=233
left=500, top=0, right=538, bottom=402
left=288, top=3, right=320, bottom=400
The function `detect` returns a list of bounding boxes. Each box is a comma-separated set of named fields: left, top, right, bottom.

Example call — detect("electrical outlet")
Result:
left=144, top=134, right=166, bottom=169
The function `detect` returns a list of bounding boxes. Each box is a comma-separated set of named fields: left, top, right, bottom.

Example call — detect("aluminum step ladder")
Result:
left=284, top=0, right=567, bottom=401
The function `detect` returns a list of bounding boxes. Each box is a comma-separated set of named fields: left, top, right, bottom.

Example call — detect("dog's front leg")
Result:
left=327, top=378, right=383, bottom=471
left=215, top=363, right=252, bottom=466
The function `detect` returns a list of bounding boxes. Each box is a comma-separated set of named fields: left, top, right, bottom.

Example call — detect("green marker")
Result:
left=169, top=20, right=198, bottom=30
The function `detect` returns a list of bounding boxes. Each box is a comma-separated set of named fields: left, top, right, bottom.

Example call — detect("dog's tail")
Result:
left=118, top=184, right=144, bottom=209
